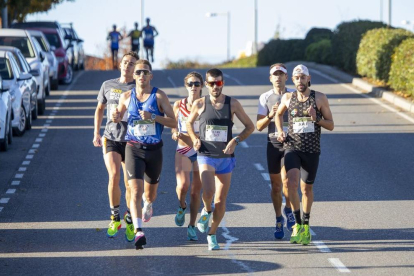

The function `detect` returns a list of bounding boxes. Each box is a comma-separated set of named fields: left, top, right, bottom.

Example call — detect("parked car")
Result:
left=0, top=76, right=13, bottom=151
left=0, top=29, right=49, bottom=115
left=62, top=23, right=85, bottom=70
left=0, top=49, right=36, bottom=136
left=29, top=29, right=59, bottom=91
left=11, top=21, right=73, bottom=84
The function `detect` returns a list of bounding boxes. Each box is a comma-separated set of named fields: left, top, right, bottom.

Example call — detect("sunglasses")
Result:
left=206, top=80, right=223, bottom=87
left=134, top=69, right=151, bottom=76
left=186, top=81, right=201, bottom=87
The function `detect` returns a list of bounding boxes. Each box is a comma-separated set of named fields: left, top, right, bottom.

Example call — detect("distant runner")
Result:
left=107, top=25, right=123, bottom=69
left=142, top=18, right=158, bottom=62
left=128, top=22, right=141, bottom=56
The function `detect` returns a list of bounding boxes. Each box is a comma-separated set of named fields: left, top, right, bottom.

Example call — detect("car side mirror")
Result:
left=77, top=38, right=83, bottom=43
left=29, top=69, right=40, bottom=77
left=50, top=45, right=56, bottom=51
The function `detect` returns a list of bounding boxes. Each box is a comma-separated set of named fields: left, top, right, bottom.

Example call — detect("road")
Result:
left=0, top=66, right=413, bottom=276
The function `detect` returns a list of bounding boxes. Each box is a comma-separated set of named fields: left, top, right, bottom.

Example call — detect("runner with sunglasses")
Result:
left=256, top=63, right=296, bottom=239
left=171, top=72, right=204, bottom=241
left=93, top=51, right=138, bottom=241
left=112, top=59, right=176, bottom=249
left=186, top=68, right=254, bottom=250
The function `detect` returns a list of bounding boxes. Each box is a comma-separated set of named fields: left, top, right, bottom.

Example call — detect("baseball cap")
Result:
left=270, top=65, right=287, bottom=75
left=292, top=64, right=310, bottom=76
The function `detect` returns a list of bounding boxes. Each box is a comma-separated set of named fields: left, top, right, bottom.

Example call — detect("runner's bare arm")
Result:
left=276, top=93, right=290, bottom=141
left=186, top=98, right=203, bottom=150
left=316, top=93, right=334, bottom=131
left=93, top=102, right=106, bottom=147
left=171, top=100, right=180, bottom=141
left=112, top=91, right=130, bottom=123
left=153, top=90, right=177, bottom=128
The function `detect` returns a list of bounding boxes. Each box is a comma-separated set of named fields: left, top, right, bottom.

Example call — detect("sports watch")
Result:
left=151, top=113, right=156, bottom=120
left=234, top=136, right=240, bottom=145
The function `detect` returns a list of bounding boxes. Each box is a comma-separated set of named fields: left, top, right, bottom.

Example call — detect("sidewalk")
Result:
left=285, top=61, right=414, bottom=115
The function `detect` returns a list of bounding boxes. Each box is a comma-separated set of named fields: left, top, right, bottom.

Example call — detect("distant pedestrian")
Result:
left=107, top=25, right=123, bottom=69
left=128, top=22, right=141, bottom=56
left=142, top=18, right=158, bottom=62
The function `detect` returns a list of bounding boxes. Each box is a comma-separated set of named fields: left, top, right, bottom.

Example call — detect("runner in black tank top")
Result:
left=186, top=68, right=254, bottom=251
left=275, top=64, right=334, bottom=246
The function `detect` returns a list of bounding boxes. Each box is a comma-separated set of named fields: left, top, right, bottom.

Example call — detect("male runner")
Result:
left=142, top=18, right=158, bottom=62
left=186, top=68, right=254, bottom=250
left=107, top=25, right=123, bottom=69
left=112, top=59, right=176, bottom=249
left=256, top=63, right=296, bottom=239
left=276, top=64, right=334, bottom=245
left=93, top=51, right=138, bottom=241
left=128, top=22, right=141, bottom=55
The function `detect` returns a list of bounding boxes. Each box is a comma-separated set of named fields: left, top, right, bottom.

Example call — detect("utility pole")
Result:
left=254, top=0, right=258, bottom=54
left=388, top=0, right=392, bottom=27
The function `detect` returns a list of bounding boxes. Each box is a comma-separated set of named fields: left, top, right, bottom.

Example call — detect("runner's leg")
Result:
left=189, top=161, right=202, bottom=226
left=175, top=152, right=191, bottom=208
left=208, top=172, right=232, bottom=235
left=104, top=152, right=122, bottom=210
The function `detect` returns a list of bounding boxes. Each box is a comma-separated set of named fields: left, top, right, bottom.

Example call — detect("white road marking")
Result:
left=6, top=189, right=16, bottom=194
left=28, top=149, right=36, bottom=154
left=41, top=128, right=48, bottom=132
left=167, top=76, right=177, bottom=88
left=261, top=172, right=270, bottom=181
left=55, top=103, right=61, bottom=107
left=0, top=198, right=10, bottom=204
left=43, top=124, right=50, bottom=127
left=46, top=120, right=52, bottom=123
left=240, top=141, right=249, bottom=148
left=329, top=258, right=351, bottom=273
left=22, top=161, right=30, bottom=165
left=310, top=228, right=316, bottom=236
left=35, top=138, right=43, bottom=142
left=39, top=133, right=46, bottom=137
left=0, top=207, right=3, bottom=212
left=52, top=107, right=60, bottom=110
left=11, top=181, right=20, bottom=185
left=223, top=73, right=244, bottom=85
left=254, top=163, right=264, bottom=171
left=313, top=240, right=331, bottom=253
left=26, top=155, right=33, bottom=159
left=18, top=167, right=27, bottom=172
left=32, top=144, right=40, bottom=148
left=15, top=174, right=23, bottom=179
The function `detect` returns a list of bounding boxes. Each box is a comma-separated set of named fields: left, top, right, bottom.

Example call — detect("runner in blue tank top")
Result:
left=142, top=18, right=158, bottom=62
left=107, top=24, right=123, bottom=69
left=112, top=59, right=176, bottom=249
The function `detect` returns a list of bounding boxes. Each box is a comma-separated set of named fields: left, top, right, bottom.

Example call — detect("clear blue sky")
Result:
left=27, top=0, right=414, bottom=69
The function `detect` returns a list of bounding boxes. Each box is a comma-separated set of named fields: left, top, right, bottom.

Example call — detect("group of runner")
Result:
left=93, top=52, right=334, bottom=250
left=107, top=18, right=158, bottom=69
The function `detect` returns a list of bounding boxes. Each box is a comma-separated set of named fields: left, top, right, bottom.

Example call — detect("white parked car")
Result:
left=0, top=49, right=36, bottom=136
left=0, top=76, right=13, bottom=151
left=0, top=29, right=50, bottom=115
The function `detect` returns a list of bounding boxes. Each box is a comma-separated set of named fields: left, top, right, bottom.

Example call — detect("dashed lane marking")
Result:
left=11, top=181, right=20, bottom=186
left=15, top=174, right=23, bottom=179
left=6, top=189, right=16, bottom=194
left=329, top=258, right=351, bottom=273
left=0, top=198, right=10, bottom=204
left=254, top=163, right=264, bottom=171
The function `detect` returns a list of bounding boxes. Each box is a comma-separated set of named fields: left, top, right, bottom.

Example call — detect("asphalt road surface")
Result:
left=1, top=66, right=413, bottom=276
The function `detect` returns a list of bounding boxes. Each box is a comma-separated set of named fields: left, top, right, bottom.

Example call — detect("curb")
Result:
left=286, top=61, right=414, bottom=115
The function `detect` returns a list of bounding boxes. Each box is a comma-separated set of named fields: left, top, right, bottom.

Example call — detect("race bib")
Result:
left=293, top=117, right=314, bottom=133
left=145, top=34, right=153, bottom=39
left=180, top=117, right=199, bottom=133
left=133, top=39, right=139, bottom=45
left=133, top=120, right=155, bottom=136
left=205, top=125, right=228, bottom=142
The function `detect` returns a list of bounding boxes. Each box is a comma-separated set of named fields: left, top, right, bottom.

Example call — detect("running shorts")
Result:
left=197, top=156, right=236, bottom=174
left=102, top=137, right=126, bottom=162
left=284, top=149, right=320, bottom=184
left=267, top=142, right=285, bottom=174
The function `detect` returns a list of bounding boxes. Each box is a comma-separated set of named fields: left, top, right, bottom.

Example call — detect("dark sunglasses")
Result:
left=206, top=80, right=223, bottom=87
left=134, top=69, right=151, bottom=76
left=186, top=81, right=201, bottom=87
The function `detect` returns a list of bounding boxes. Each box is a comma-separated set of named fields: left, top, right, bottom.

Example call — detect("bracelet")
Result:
left=266, top=114, right=273, bottom=120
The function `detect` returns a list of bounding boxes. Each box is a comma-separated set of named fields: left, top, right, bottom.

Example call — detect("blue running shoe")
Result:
left=197, top=208, right=212, bottom=233
left=187, top=225, right=198, bottom=241
left=274, top=217, right=285, bottom=239
left=175, top=202, right=186, bottom=227
left=207, top=235, right=220, bottom=250
left=284, top=207, right=296, bottom=232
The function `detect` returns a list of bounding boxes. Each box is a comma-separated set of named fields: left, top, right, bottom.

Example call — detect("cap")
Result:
left=292, top=64, right=310, bottom=76
left=270, top=66, right=287, bottom=75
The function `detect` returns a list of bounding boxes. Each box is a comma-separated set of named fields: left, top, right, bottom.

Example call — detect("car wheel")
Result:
left=25, top=103, right=32, bottom=131
left=51, top=77, right=59, bottom=90
left=0, top=115, right=10, bottom=151
left=8, top=117, right=13, bottom=145
left=13, top=105, right=26, bottom=137
left=32, top=96, right=38, bottom=120
left=62, top=65, right=73, bottom=84
left=38, top=93, right=46, bottom=115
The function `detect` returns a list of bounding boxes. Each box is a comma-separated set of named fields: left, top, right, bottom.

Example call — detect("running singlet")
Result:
left=177, top=98, right=199, bottom=134
left=143, top=27, right=154, bottom=46
left=126, top=87, right=164, bottom=144
left=130, top=30, right=141, bottom=46
left=108, top=31, right=122, bottom=49
left=284, top=90, right=322, bottom=153
left=198, top=96, right=234, bottom=158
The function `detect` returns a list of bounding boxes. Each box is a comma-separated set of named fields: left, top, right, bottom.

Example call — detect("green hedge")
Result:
left=304, top=28, right=333, bottom=47
left=389, top=38, right=414, bottom=97
left=332, top=20, right=387, bottom=74
left=257, top=39, right=305, bottom=66
left=305, top=39, right=333, bottom=64
left=356, top=28, right=413, bottom=82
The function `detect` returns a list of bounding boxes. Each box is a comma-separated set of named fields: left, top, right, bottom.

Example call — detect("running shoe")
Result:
left=290, top=223, right=303, bottom=244
left=197, top=208, right=212, bottom=233
left=187, top=226, right=198, bottom=241
left=107, top=215, right=121, bottom=238
left=283, top=207, right=296, bottom=232
left=134, top=230, right=147, bottom=250
left=123, top=212, right=135, bottom=242
left=142, top=194, right=153, bottom=222
left=301, top=225, right=311, bottom=245
left=274, top=217, right=285, bottom=239
left=207, top=235, right=220, bottom=250
left=175, top=202, right=186, bottom=227
left=123, top=211, right=132, bottom=224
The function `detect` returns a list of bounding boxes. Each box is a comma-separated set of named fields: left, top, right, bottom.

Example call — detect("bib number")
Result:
left=133, top=120, right=155, bottom=137
left=205, top=125, right=228, bottom=142
left=293, top=117, right=314, bottom=133
left=133, top=39, right=139, bottom=45
left=180, top=117, right=199, bottom=133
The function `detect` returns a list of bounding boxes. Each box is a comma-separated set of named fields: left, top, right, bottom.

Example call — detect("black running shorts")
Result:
left=284, top=149, right=320, bottom=185
left=102, top=137, right=126, bottom=162
left=266, top=142, right=285, bottom=174
left=125, top=141, right=163, bottom=184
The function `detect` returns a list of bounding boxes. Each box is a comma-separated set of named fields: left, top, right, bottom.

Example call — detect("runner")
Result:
left=112, top=59, right=176, bottom=249
left=93, top=51, right=138, bottom=241
left=276, top=64, right=334, bottom=245
left=142, top=18, right=158, bottom=62
left=186, top=68, right=254, bottom=250
left=127, top=22, right=141, bottom=55
left=256, top=63, right=296, bottom=239
left=172, top=72, right=203, bottom=241
left=107, top=25, right=123, bottom=69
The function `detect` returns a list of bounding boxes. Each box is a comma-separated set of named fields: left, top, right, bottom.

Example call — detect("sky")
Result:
left=26, top=0, right=414, bottom=69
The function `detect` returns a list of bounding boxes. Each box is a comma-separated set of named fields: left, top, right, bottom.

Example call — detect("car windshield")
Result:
left=0, top=58, right=13, bottom=80
left=44, top=33, right=61, bottom=48
left=34, top=36, right=48, bottom=52
left=0, top=37, right=35, bottom=58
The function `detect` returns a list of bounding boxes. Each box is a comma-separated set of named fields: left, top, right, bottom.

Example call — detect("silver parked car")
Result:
left=0, top=76, right=13, bottom=151
left=0, top=29, right=50, bottom=115
left=0, top=49, right=36, bottom=136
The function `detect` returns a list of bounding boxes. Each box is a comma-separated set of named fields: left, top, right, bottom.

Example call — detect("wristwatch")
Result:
left=234, top=136, right=240, bottom=145
left=151, top=113, right=156, bottom=120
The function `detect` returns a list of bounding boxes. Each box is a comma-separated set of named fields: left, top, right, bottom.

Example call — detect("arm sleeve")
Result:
left=97, top=82, right=107, bottom=104
left=257, top=93, right=269, bottom=116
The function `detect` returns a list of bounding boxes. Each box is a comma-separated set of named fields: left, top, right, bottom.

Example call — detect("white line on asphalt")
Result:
left=254, top=163, right=264, bottom=171
left=52, top=107, right=60, bottom=110
left=15, top=174, right=23, bottom=179
left=22, top=161, right=30, bottom=166
left=310, top=228, right=316, bottom=236
left=167, top=76, right=177, bottom=88
left=18, top=167, right=27, bottom=172
left=46, top=120, right=52, bottom=123
left=329, top=258, right=350, bottom=273
left=0, top=207, right=3, bottom=212
left=0, top=198, right=10, bottom=204
left=35, top=138, right=43, bottom=142
left=41, top=128, right=48, bottom=132
left=32, top=144, right=40, bottom=148
left=47, top=116, right=55, bottom=119
left=240, top=141, right=249, bottom=148
left=39, top=133, right=46, bottom=137
left=11, top=181, right=20, bottom=185
left=312, top=69, right=414, bottom=124
left=313, top=240, right=331, bottom=253
left=43, top=124, right=50, bottom=127
left=6, top=189, right=16, bottom=194
left=28, top=149, right=36, bottom=154
left=261, top=172, right=270, bottom=181
left=26, top=155, right=33, bottom=159
left=223, top=73, right=244, bottom=85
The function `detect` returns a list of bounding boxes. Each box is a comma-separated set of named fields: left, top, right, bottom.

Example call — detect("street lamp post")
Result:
left=254, top=0, right=258, bottom=54
left=206, top=12, right=231, bottom=61
left=140, top=0, right=144, bottom=59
